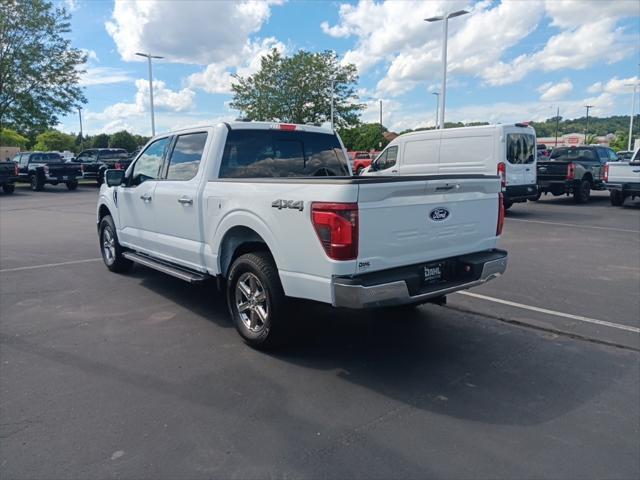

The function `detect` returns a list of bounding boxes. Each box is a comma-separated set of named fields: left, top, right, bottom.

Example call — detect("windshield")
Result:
left=506, top=133, right=535, bottom=164
left=220, top=129, right=350, bottom=178
left=550, top=148, right=596, bottom=162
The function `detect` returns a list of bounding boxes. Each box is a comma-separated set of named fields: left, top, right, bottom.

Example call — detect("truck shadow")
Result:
left=135, top=267, right=632, bottom=428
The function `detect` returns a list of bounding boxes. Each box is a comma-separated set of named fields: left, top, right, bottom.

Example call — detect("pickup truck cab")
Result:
left=536, top=146, right=618, bottom=203
left=75, top=148, right=130, bottom=185
left=97, top=122, right=507, bottom=348
left=14, top=151, right=82, bottom=191
left=604, top=149, right=640, bottom=206
left=362, top=124, right=538, bottom=210
left=0, top=160, right=19, bottom=194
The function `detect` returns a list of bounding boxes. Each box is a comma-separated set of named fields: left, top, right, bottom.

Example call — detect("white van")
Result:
left=363, top=124, right=538, bottom=208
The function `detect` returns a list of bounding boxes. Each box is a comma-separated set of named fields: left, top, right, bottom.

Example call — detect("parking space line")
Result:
left=0, top=258, right=101, bottom=273
left=507, top=218, right=639, bottom=234
left=457, top=291, right=640, bottom=334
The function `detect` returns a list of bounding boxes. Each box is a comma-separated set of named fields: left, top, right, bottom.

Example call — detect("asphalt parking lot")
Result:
left=1, top=184, right=639, bottom=479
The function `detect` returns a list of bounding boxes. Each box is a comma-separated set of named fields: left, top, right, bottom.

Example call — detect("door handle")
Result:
left=391, top=170, right=398, bottom=173
left=436, top=184, right=459, bottom=191
left=178, top=196, right=193, bottom=205
left=140, top=193, right=152, bottom=202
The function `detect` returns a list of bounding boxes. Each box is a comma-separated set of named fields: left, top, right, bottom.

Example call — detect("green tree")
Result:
left=231, top=49, right=364, bottom=128
left=585, top=133, right=598, bottom=145
left=33, top=130, right=75, bottom=151
left=91, top=133, right=110, bottom=148
left=339, top=123, right=389, bottom=151
left=0, top=0, right=86, bottom=139
left=609, top=130, right=629, bottom=151
left=109, top=130, right=137, bottom=152
left=0, top=128, right=28, bottom=148
left=133, top=134, right=150, bottom=147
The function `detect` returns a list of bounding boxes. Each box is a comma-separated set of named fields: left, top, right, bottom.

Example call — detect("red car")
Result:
left=349, top=151, right=380, bottom=175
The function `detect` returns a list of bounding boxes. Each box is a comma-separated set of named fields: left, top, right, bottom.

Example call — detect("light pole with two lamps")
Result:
left=135, top=52, right=164, bottom=136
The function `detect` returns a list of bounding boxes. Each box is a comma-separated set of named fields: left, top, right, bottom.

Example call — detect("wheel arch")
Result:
left=218, top=226, right=277, bottom=278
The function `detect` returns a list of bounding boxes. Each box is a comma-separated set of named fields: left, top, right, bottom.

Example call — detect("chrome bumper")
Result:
left=332, top=254, right=507, bottom=309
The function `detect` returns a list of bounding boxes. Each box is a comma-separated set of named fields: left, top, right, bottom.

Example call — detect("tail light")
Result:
left=80, top=163, right=84, bottom=174
left=497, top=162, right=506, bottom=189
left=311, top=202, right=358, bottom=261
left=603, top=164, right=609, bottom=182
left=567, top=162, right=575, bottom=180
left=14, top=163, right=19, bottom=176
left=497, top=193, right=505, bottom=236
left=115, top=162, right=122, bottom=170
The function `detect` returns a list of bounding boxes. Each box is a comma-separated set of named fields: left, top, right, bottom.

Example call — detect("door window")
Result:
left=165, top=132, right=207, bottom=180
left=596, top=148, right=609, bottom=163
left=607, top=149, right=618, bottom=162
left=131, top=137, right=171, bottom=185
left=374, top=146, right=398, bottom=170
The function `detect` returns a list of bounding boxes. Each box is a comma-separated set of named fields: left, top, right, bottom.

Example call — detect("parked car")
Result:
left=536, top=146, right=618, bottom=203
left=97, top=122, right=507, bottom=348
left=0, top=160, right=19, bottom=194
left=349, top=151, right=379, bottom=175
left=604, top=149, right=640, bottom=206
left=13, top=151, right=82, bottom=191
left=362, top=123, right=538, bottom=209
left=74, top=148, right=130, bottom=185
left=616, top=150, right=634, bottom=161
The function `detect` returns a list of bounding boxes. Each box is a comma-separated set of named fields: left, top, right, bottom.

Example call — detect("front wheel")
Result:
left=30, top=175, right=44, bottom=191
left=503, top=200, right=513, bottom=210
left=99, top=215, right=132, bottom=273
left=573, top=179, right=590, bottom=204
left=531, top=191, right=542, bottom=201
left=610, top=190, right=625, bottom=206
left=66, top=180, right=78, bottom=191
left=227, top=251, right=288, bottom=349
left=2, top=184, right=15, bottom=194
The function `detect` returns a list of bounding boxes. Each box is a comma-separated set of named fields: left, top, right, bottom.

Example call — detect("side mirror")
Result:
left=105, top=169, right=125, bottom=187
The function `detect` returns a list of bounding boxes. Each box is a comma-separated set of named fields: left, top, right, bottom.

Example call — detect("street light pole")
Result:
left=627, top=83, right=638, bottom=151
left=432, top=92, right=440, bottom=128
left=584, top=105, right=593, bottom=145
left=78, top=107, right=84, bottom=150
left=425, top=10, right=469, bottom=130
left=554, top=106, right=560, bottom=147
left=135, top=52, right=164, bottom=136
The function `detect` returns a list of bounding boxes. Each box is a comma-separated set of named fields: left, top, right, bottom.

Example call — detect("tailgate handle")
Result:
left=436, top=184, right=459, bottom=191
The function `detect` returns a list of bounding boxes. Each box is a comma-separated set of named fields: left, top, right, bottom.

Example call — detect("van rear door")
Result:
left=504, top=129, right=536, bottom=186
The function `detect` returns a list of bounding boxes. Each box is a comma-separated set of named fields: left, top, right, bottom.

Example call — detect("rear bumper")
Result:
left=505, top=184, right=537, bottom=202
left=538, top=179, right=573, bottom=193
left=332, top=249, right=507, bottom=309
left=606, top=182, right=640, bottom=195
left=0, top=175, right=18, bottom=185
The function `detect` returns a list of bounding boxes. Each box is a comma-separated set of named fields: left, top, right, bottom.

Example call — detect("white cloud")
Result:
left=544, top=0, right=638, bottom=29
left=80, top=67, right=134, bottom=86
left=187, top=37, right=286, bottom=94
left=106, top=0, right=283, bottom=64
left=538, top=80, right=573, bottom=101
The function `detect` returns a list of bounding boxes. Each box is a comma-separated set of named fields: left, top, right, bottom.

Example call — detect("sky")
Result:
left=57, top=0, right=640, bottom=136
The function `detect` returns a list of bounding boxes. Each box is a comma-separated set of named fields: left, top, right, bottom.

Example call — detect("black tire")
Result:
left=66, top=180, right=78, bottom=191
left=610, top=190, right=625, bottom=206
left=30, top=175, right=44, bottom=191
left=2, top=183, right=15, bottom=194
left=227, top=251, right=288, bottom=349
left=503, top=200, right=513, bottom=210
left=531, top=191, right=542, bottom=201
left=573, top=179, right=590, bottom=204
left=356, top=166, right=364, bottom=176
left=98, top=215, right=132, bottom=273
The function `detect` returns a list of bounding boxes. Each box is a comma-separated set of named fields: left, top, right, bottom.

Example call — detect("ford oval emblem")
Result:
left=430, top=207, right=450, bottom=221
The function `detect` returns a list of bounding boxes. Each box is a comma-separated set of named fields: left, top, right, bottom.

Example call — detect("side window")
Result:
left=376, top=146, right=398, bottom=170
left=608, top=149, right=618, bottom=162
left=20, top=154, right=29, bottom=165
left=597, top=148, right=609, bottom=163
left=165, top=132, right=208, bottom=181
left=131, top=137, right=171, bottom=186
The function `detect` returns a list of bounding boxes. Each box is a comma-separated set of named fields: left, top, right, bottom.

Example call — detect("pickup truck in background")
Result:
left=0, top=160, right=19, bottom=194
left=536, top=146, right=618, bottom=203
left=604, top=149, right=640, bottom=206
left=14, top=151, right=82, bottom=191
left=75, top=148, right=131, bottom=185
left=349, top=151, right=379, bottom=175
left=97, top=122, right=507, bottom=348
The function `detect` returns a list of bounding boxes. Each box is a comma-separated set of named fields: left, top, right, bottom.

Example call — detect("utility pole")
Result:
left=425, top=10, right=469, bottom=130
left=584, top=105, right=593, bottom=145
left=627, top=82, right=638, bottom=151
left=432, top=92, right=440, bottom=128
left=379, top=99, right=383, bottom=149
left=554, top=106, right=560, bottom=147
left=135, top=52, right=164, bottom=136
left=78, top=107, right=84, bottom=150
left=329, top=79, right=335, bottom=130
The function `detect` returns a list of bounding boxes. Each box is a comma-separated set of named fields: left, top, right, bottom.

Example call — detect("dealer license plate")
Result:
left=423, top=262, right=444, bottom=284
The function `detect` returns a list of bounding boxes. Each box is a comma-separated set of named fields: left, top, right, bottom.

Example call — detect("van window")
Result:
left=506, top=133, right=535, bottom=164
left=219, top=130, right=349, bottom=178
left=374, top=146, right=398, bottom=171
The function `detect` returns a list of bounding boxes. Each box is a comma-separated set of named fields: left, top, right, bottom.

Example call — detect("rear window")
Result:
left=550, top=148, right=596, bottom=162
left=32, top=153, right=62, bottom=162
left=99, top=149, right=128, bottom=160
left=219, top=130, right=349, bottom=178
left=506, top=133, right=535, bottom=164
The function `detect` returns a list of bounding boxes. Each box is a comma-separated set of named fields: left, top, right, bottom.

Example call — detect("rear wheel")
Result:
left=503, top=200, right=513, bottom=210
left=66, top=180, right=78, bottom=190
left=531, top=191, right=542, bottom=201
left=2, top=184, right=15, bottom=194
left=30, top=175, right=44, bottom=191
left=610, top=190, right=625, bottom=206
left=99, top=215, right=132, bottom=273
left=227, top=251, right=288, bottom=349
left=573, top=179, right=590, bottom=203
left=356, top=166, right=364, bottom=175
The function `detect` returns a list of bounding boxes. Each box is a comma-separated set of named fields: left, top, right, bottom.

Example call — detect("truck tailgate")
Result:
left=356, top=176, right=500, bottom=273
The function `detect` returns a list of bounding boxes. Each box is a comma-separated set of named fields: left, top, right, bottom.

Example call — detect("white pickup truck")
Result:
left=604, top=148, right=640, bottom=206
left=97, top=122, right=507, bottom=348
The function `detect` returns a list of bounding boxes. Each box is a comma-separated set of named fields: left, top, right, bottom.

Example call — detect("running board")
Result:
left=123, top=252, right=209, bottom=283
